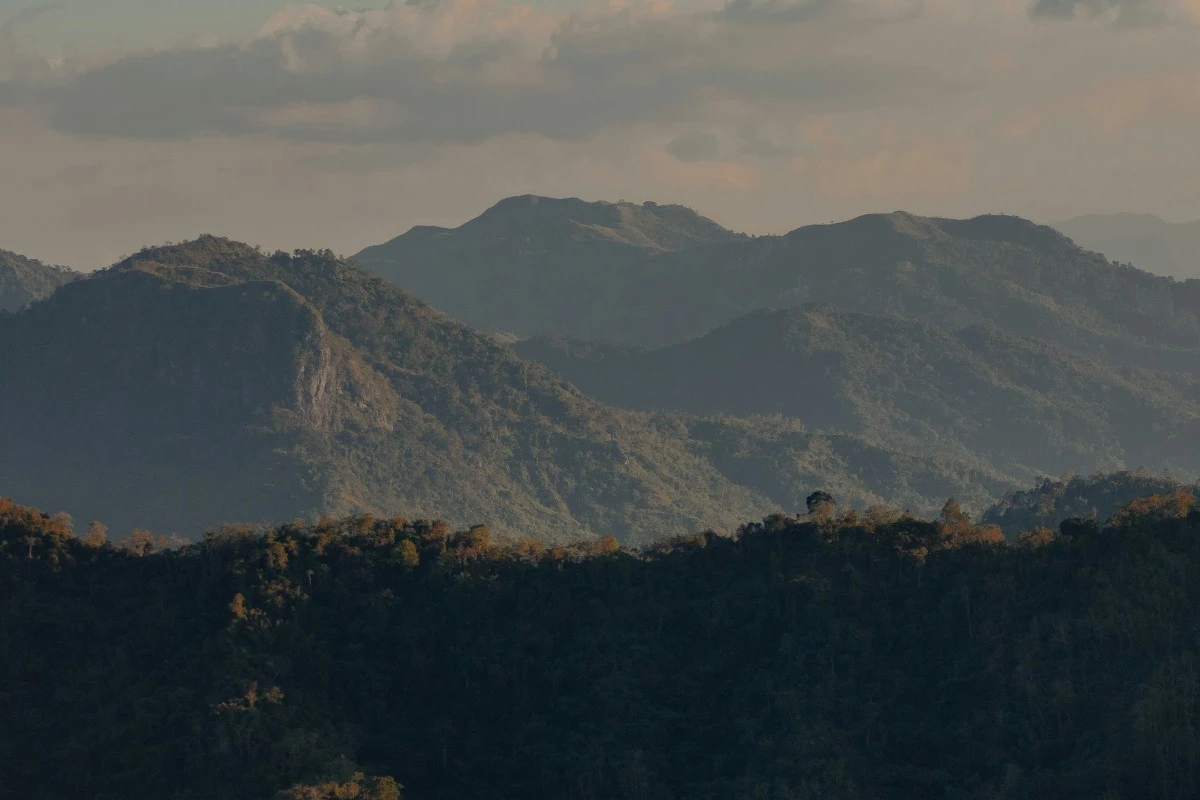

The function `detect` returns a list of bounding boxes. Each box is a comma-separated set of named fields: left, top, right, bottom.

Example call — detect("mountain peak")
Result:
left=111, top=235, right=264, bottom=273
left=459, top=194, right=741, bottom=251
left=351, top=195, right=745, bottom=336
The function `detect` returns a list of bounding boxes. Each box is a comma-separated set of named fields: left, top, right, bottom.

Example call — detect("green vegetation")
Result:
left=0, top=248, right=78, bottom=312
left=5, top=488, right=1200, bottom=799
left=515, top=305, right=1200, bottom=487
left=982, top=469, right=1196, bottom=534
left=680, top=414, right=1011, bottom=517
left=0, top=236, right=775, bottom=542
left=0, top=235, right=1027, bottom=539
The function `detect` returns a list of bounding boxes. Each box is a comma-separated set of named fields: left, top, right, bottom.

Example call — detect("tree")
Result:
left=806, top=491, right=836, bottom=522
left=939, top=499, right=972, bottom=537
left=83, top=521, right=108, bottom=548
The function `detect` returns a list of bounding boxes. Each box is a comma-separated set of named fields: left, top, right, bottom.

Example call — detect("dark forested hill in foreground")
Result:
left=5, top=489, right=1200, bottom=800
left=356, top=199, right=1200, bottom=372
left=0, top=248, right=78, bottom=312
left=515, top=305, right=1200, bottom=485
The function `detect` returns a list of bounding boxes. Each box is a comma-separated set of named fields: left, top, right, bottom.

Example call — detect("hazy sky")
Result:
left=2, top=0, right=1199, bottom=267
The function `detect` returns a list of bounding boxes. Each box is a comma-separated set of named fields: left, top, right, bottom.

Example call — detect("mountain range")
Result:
left=0, top=236, right=1010, bottom=540
left=5, top=196, right=1200, bottom=540
left=1055, top=213, right=1200, bottom=281
left=514, top=305, right=1200, bottom=487
left=0, top=237, right=769, bottom=541
left=355, top=201, right=1200, bottom=378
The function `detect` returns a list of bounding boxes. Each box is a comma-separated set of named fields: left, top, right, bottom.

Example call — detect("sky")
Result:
left=1, top=0, right=1199, bottom=267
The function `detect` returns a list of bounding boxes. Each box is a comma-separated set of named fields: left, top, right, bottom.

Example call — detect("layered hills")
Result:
left=0, top=236, right=771, bottom=541
left=515, top=305, right=1200, bottom=486
left=11, top=198, right=1198, bottom=539
left=0, top=236, right=1014, bottom=537
left=0, top=248, right=79, bottom=312
left=358, top=201, right=1200, bottom=375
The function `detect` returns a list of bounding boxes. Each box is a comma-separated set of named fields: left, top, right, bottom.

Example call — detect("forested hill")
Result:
left=357, top=200, right=1200, bottom=370
left=0, top=248, right=78, bottom=312
left=0, top=235, right=773, bottom=541
left=515, top=305, right=1200, bottom=485
left=0, top=235, right=1028, bottom=538
left=982, top=469, right=1199, bottom=534
left=4, top=489, right=1200, bottom=799
left=353, top=194, right=744, bottom=338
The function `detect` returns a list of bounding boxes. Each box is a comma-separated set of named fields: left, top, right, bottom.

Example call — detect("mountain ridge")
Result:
left=355, top=199, right=1200, bottom=374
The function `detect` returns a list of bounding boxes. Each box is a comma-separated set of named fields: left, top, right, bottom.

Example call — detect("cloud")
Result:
left=647, top=148, right=763, bottom=192
left=1029, top=0, right=1200, bottom=24
left=795, top=133, right=976, bottom=200
left=665, top=131, right=721, bottom=161
left=0, top=4, right=65, bottom=82
left=0, top=0, right=963, bottom=145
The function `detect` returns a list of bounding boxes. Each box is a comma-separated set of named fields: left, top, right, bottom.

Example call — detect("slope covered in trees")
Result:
left=0, top=236, right=1022, bottom=537
left=4, top=490, right=1200, bottom=800
left=981, top=469, right=1197, bottom=534
left=0, top=248, right=79, bottom=312
left=356, top=200, right=1200, bottom=373
left=515, top=305, right=1200, bottom=486
left=0, top=236, right=774, bottom=542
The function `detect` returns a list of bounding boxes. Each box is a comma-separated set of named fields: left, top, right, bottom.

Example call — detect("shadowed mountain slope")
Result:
left=515, top=305, right=1200, bottom=486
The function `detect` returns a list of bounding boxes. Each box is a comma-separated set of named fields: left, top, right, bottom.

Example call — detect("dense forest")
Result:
left=4, top=488, right=1199, bottom=800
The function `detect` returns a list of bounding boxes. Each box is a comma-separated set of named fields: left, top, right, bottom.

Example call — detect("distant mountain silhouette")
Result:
left=353, top=195, right=746, bottom=337
left=1054, top=213, right=1200, bottom=280
left=516, top=305, right=1200, bottom=486
left=0, top=249, right=79, bottom=312
left=358, top=201, right=1200, bottom=374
